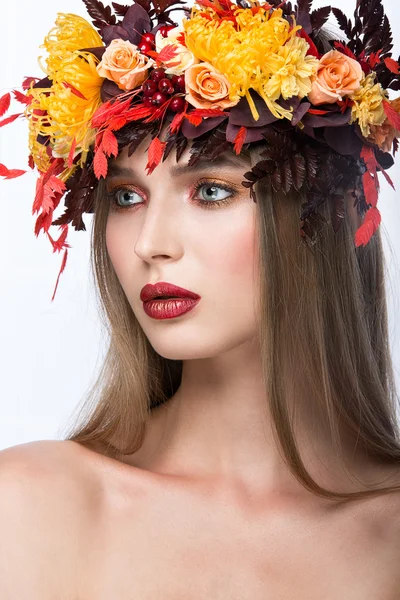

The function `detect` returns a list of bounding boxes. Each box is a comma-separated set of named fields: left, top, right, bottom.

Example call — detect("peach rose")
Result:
left=367, top=97, right=400, bottom=152
left=97, top=39, right=156, bottom=91
left=308, top=49, right=363, bottom=105
left=185, top=62, right=239, bottom=110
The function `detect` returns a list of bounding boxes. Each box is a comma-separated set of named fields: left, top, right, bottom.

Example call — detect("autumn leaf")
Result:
left=34, top=211, right=54, bottom=236
left=383, top=57, right=400, bottom=74
left=62, top=82, right=87, bottom=100
left=51, top=248, right=69, bottom=302
left=48, top=225, right=71, bottom=253
left=148, top=43, right=179, bottom=64
left=169, top=110, right=187, bottom=134
left=307, top=108, right=330, bottom=115
left=94, top=147, right=109, bottom=179
left=368, top=50, right=382, bottom=69
left=22, top=76, right=39, bottom=90
left=188, top=108, right=229, bottom=118
left=103, top=129, right=118, bottom=157
left=0, top=162, right=26, bottom=179
left=184, top=112, right=202, bottom=126
left=362, top=170, right=379, bottom=208
left=67, top=138, right=77, bottom=169
left=13, top=89, right=32, bottom=105
left=354, top=206, right=381, bottom=247
left=333, top=41, right=358, bottom=61
left=233, top=126, right=247, bottom=155
left=0, top=113, right=22, bottom=128
left=0, top=93, right=11, bottom=118
left=145, top=136, right=166, bottom=175
left=382, top=99, right=400, bottom=131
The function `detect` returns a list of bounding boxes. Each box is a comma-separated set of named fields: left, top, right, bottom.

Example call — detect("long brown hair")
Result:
left=61, top=137, right=400, bottom=503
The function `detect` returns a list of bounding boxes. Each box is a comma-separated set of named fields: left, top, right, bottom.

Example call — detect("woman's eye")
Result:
left=195, top=183, right=232, bottom=203
left=115, top=189, right=141, bottom=207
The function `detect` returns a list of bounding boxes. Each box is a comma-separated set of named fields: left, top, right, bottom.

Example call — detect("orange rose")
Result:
left=367, top=97, right=400, bottom=152
left=308, top=49, right=363, bottom=106
left=185, top=62, right=239, bottom=110
left=97, top=39, right=156, bottom=91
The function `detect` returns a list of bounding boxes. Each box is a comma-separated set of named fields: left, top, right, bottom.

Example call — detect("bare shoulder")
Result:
left=0, top=439, right=103, bottom=600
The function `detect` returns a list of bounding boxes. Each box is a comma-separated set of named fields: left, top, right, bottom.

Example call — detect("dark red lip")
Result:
left=140, top=281, right=201, bottom=302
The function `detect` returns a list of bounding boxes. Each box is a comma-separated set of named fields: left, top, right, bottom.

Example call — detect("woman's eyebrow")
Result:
left=106, top=154, right=248, bottom=180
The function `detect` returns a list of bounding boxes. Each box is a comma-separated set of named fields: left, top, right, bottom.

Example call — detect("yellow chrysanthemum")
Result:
left=26, top=14, right=104, bottom=170
left=349, top=72, right=388, bottom=137
left=182, top=3, right=318, bottom=121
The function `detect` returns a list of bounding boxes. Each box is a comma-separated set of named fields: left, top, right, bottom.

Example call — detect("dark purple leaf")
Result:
left=82, top=0, right=117, bottom=31
left=301, top=107, right=351, bottom=128
left=310, top=6, right=331, bottom=33
left=323, top=125, right=362, bottom=156
left=292, top=102, right=311, bottom=126
left=79, top=46, right=106, bottom=60
left=181, top=115, right=227, bottom=138
left=101, top=25, right=130, bottom=44
left=122, top=4, right=152, bottom=44
left=100, top=79, right=123, bottom=102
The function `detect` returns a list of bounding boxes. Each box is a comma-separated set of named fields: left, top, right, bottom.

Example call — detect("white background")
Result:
left=1, top=1, right=399, bottom=450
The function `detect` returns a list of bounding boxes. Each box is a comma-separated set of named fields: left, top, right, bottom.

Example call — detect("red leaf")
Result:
left=296, top=28, right=320, bottom=59
left=0, top=162, right=26, bottom=179
left=362, top=170, right=379, bottom=207
left=0, top=112, right=22, bottom=128
left=188, top=108, right=229, bottom=118
left=94, top=147, right=108, bottom=179
left=383, top=57, right=400, bottom=74
left=62, top=82, right=87, bottom=100
left=169, top=109, right=186, bottom=134
left=184, top=112, right=203, bottom=126
left=145, top=137, right=166, bottom=175
left=307, top=108, right=330, bottom=115
left=354, top=207, right=381, bottom=247
left=380, top=166, right=395, bottom=189
left=103, top=129, right=118, bottom=157
left=360, top=145, right=378, bottom=174
left=334, top=41, right=358, bottom=61
left=12, top=89, right=32, bottom=105
left=34, top=211, right=54, bottom=236
left=22, top=76, right=39, bottom=90
left=383, top=99, right=400, bottom=131
left=368, top=50, right=382, bottom=69
left=67, top=138, right=77, bottom=169
left=51, top=248, right=69, bottom=302
left=233, top=126, right=247, bottom=155
left=48, top=226, right=71, bottom=253
left=32, top=165, right=66, bottom=214
left=28, top=155, right=35, bottom=170
left=148, top=43, right=180, bottom=65
left=108, top=116, right=127, bottom=131
left=176, top=32, right=187, bottom=47
left=124, top=105, right=153, bottom=122
left=0, top=93, right=11, bottom=118
left=91, top=97, right=132, bottom=127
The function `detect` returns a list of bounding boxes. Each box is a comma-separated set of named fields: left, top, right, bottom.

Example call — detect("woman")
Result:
left=1, top=0, right=400, bottom=596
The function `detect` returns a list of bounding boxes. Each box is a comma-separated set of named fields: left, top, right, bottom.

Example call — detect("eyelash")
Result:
left=106, top=179, right=237, bottom=213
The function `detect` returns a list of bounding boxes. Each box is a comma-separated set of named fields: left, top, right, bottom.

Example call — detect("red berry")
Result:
left=143, top=96, right=153, bottom=108
left=169, top=97, right=186, bottom=113
left=152, top=91, right=169, bottom=106
left=141, top=32, right=155, bottom=45
left=175, top=75, right=186, bottom=92
left=158, top=25, right=175, bottom=38
left=142, top=79, right=158, bottom=96
left=138, top=40, right=153, bottom=54
left=158, top=77, right=175, bottom=95
left=151, top=68, right=166, bottom=83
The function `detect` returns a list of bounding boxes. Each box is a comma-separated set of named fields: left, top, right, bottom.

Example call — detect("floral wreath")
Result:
left=1, top=0, right=400, bottom=300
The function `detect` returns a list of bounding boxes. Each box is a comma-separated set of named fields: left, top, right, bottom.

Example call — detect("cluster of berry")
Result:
left=138, top=27, right=187, bottom=113
left=141, top=68, right=186, bottom=112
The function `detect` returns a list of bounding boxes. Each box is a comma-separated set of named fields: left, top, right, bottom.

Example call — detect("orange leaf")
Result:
left=34, top=211, right=54, bottom=236
left=67, top=138, right=77, bottom=169
left=91, top=97, right=132, bottom=128
left=0, top=93, right=11, bottom=118
left=233, top=126, right=247, bottom=155
left=103, top=129, right=118, bottom=157
left=124, top=105, right=153, bottom=122
left=383, top=57, right=400, bottom=74
left=148, top=43, right=179, bottom=65
left=94, top=147, right=108, bottom=179
left=145, top=137, right=166, bottom=175
left=307, top=108, right=330, bottom=115
left=184, top=112, right=202, bottom=126
left=354, top=207, right=381, bottom=247
left=176, top=31, right=187, bottom=47
left=383, top=99, right=400, bottom=132
left=51, top=247, right=69, bottom=302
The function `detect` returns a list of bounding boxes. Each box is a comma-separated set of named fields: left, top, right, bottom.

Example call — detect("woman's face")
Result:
left=105, top=137, right=260, bottom=360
